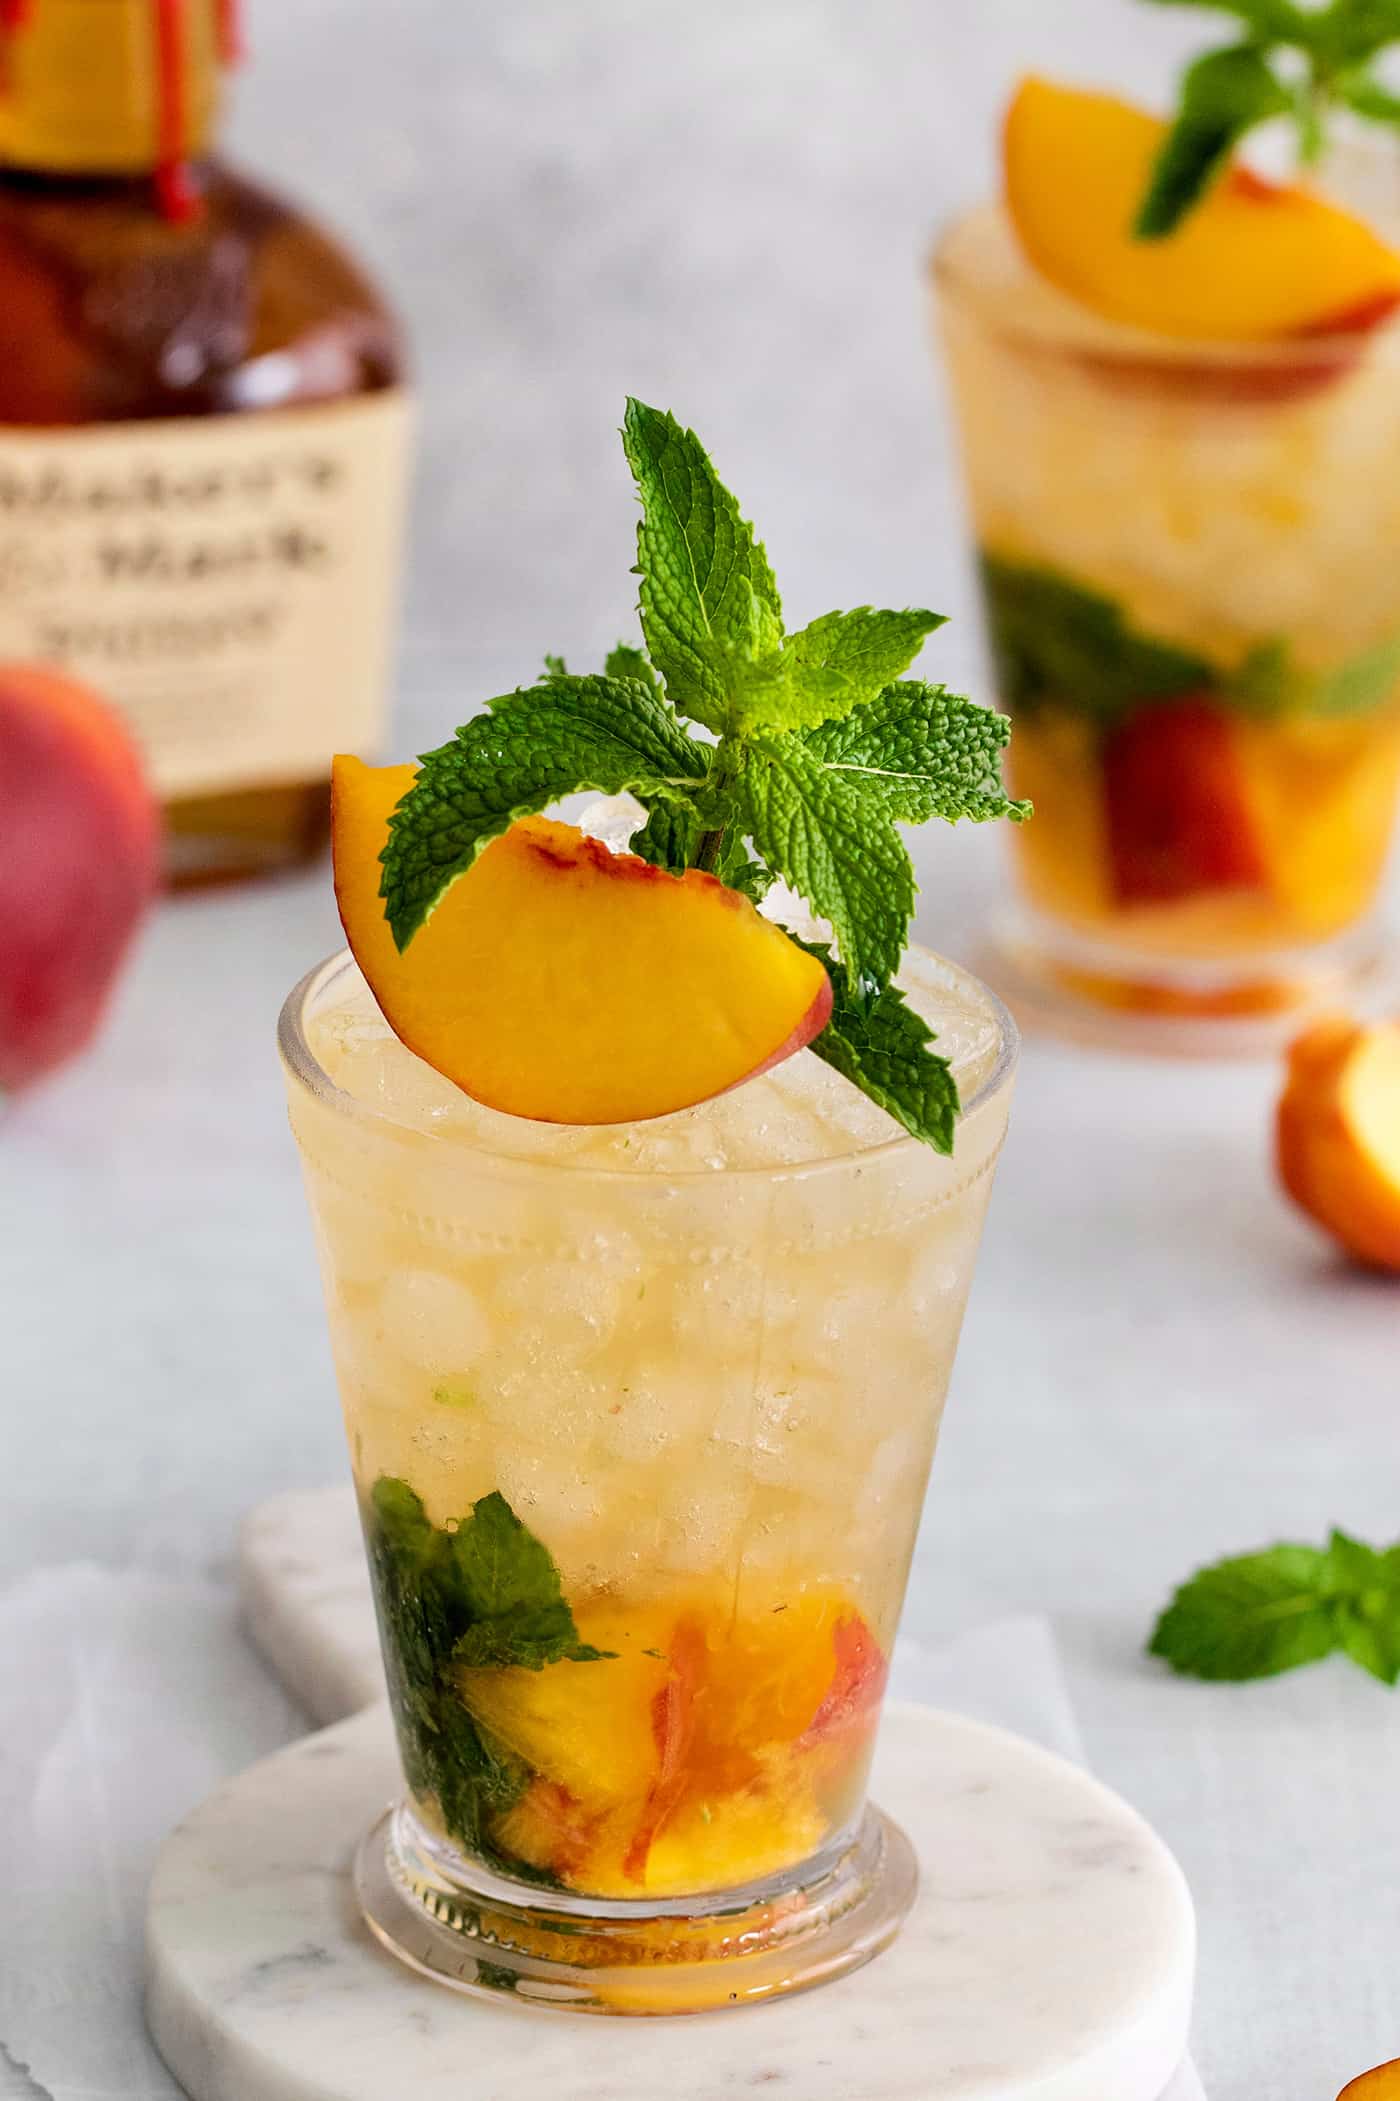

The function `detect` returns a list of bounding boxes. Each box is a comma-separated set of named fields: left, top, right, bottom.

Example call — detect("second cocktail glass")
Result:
left=280, top=943, right=1016, bottom=2014
left=935, top=204, right=1400, bottom=1047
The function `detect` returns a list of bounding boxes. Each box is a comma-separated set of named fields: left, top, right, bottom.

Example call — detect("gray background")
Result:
left=7, top=5, right=1400, bottom=2098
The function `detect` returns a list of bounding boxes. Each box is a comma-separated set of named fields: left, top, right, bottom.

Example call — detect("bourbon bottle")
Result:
left=0, top=0, right=411, bottom=883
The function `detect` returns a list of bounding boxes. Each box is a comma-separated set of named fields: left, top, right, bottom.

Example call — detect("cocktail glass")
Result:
left=934, top=204, right=1400, bottom=1050
left=278, top=942, right=1016, bottom=2013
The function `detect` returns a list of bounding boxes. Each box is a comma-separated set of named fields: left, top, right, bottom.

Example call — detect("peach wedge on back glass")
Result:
left=280, top=400, right=1023, bottom=2012
left=935, top=68, right=1400, bottom=1046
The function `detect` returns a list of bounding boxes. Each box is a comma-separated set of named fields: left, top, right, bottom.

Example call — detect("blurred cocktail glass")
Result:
left=934, top=203, right=1400, bottom=1047
left=279, top=943, right=1016, bottom=2013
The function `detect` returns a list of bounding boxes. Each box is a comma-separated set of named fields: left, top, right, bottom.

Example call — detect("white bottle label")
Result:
left=0, top=389, right=412, bottom=798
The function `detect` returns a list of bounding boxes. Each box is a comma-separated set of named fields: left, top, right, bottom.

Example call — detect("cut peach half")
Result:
left=1277, top=1018, right=1400, bottom=1271
left=1004, top=76, right=1400, bottom=341
left=331, top=755, right=832, bottom=1124
left=1339, top=2063, right=1400, bottom=2101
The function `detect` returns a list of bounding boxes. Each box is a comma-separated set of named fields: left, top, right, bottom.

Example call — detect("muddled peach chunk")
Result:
left=331, top=756, right=832, bottom=1123
left=1004, top=76, right=1400, bottom=340
left=459, top=1589, right=886, bottom=1897
left=1277, top=1019, right=1400, bottom=1270
left=1102, top=698, right=1268, bottom=908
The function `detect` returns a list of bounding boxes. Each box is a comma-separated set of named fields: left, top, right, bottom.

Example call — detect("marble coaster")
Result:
left=142, top=1486, right=1198, bottom=2101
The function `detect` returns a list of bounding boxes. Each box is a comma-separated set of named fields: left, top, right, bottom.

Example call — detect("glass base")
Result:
left=982, top=905, right=1389, bottom=1059
left=354, top=1800, right=918, bottom=2016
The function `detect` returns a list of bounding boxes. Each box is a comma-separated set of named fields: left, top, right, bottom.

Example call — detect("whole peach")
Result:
left=0, top=664, right=159, bottom=1091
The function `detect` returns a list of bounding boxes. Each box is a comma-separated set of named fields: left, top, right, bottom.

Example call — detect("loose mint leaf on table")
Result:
left=621, top=397, right=784, bottom=736
left=797, top=941, right=960, bottom=1153
left=1149, top=1529, right=1400, bottom=1683
left=1135, top=44, right=1292, bottom=237
left=380, top=672, right=710, bottom=948
left=804, top=680, right=1031, bottom=826
left=742, top=732, right=914, bottom=993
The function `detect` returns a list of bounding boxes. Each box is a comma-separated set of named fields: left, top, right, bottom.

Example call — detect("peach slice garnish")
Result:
left=1277, top=1018, right=1400, bottom=1271
left=1005, top=76, right=1400, bottom=341
left=1339, top=2062, right=1400, bottom=2100
left=331, top=755, right=832, bottom=1124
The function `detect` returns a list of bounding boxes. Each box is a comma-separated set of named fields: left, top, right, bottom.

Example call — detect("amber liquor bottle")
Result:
left=0, top=0, right=411, bottom=882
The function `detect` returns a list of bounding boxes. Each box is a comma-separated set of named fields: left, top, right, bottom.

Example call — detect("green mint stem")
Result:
left=693, top=830, right=725, bottom=873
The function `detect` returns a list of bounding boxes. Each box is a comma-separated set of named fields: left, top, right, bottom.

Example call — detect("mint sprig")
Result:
left=1149, top=1528, right=1400, bottom=1684
left=364, top=1476, right=611, bottom=1875
left=1136, top=0, right=1400, bottom=236
left=379, top=399, right=1028, bottom=1152
left=620, top=397, right=785, bottom=736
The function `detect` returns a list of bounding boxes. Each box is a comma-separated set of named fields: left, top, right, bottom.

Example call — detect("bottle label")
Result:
left=0, top=390, right=412, bottom=798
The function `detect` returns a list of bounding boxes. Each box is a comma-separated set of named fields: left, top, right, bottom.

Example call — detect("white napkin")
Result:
left=0, top=1566, right=304, bottom=2101
left=0, top=1567, right=1202, bottom=2101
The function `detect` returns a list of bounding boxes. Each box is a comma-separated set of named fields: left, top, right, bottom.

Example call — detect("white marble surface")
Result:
left=6, top=5, right=1400, bottom=2098
left=146, top=1702, right=1194, bottom=2101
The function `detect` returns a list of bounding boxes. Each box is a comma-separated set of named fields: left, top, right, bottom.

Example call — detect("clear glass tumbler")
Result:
left=934, top=204, right=1400, bottom=1050
left=279, top=944, right=1016, bottom=2013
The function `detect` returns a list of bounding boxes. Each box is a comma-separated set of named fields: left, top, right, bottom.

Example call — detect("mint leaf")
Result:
left=1136, top=46, right=1291, bottom=239
left=363, top=1477, right=611, bottom=1875
left=1328, top=1531, right=1400, bottom=1685
left=1337, top=1606, right=1400, bottom=1686
left=1323, top=1526, right=1385, bottom=1591
left=630, top=792, right=704, bottom=874
left=1149, top=1544, right=1340, bottom=1680
left=622, top=396, right=784, bottom=735
left=805, top=680, right=1031, bottom=825
left=604, top=641, right=662, bottom=696
left=716, top=832, right=776, bottom=902
left=1315, top=0, right=1400, bottom=66
left=450, top=1489, right=607, bottom=1670
left=742, top=734, right=914, bottom=992
left=380, top=673, right=709, bottom=948
left=1227, top=634, right=1400, bottom=720
left=1339, top=66, right=1400, bottom=124
left=1316, top=635, right=1400, bottom=717
left=738, top=607, right=947, bottom=733
left=1149, top=1529, right=1400, bottom=1684
left=980, top=554, right=1211, bottom=728
left=799, top=941, right=959, bottom=1153
left=1134, top=0, right=1400, bottom=225
left=1137, top=0, right=1311, bottom=31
